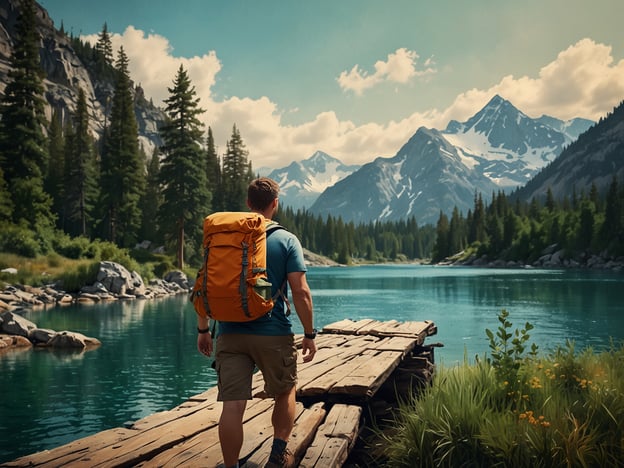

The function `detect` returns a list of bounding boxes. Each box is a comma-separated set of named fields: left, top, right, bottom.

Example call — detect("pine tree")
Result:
left=221, top=124, right=251, bottom=211
left=0, top=0, right=54, bottom=229
left=432, top=211, right=450, bottom=262
left=100, top=47, right=145, bottom=246
left=46, top=109, right=65, bottom=228
left=468, top=192, right=486, bottom=244
left=599, top=176, right=621, bottom=246
left=205, top=126, right=222, bottom=211
left=64, top=88, right=99, bottom=237
left=96, top=22, right=114, bottom=65
left=158, top=65, right=210, bottom=269
left=0, top=167, right=13, bottom=222
left=139, top=147, right=163, bottom=244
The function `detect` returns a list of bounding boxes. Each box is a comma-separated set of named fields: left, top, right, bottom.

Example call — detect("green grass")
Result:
left=0, top=246, right=182, bottom=292
left=379, top=311, right=624, bottom=467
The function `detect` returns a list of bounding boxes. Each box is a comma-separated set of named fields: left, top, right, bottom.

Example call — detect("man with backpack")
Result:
left=196, top=177, right=317, bottom=468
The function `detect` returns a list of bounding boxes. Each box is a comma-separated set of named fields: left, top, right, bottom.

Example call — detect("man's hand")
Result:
left=197, top=332, right=213, bottom=357
left=301, top=337, right=316, bottom=362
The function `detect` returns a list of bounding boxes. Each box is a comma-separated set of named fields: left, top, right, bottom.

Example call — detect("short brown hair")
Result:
left=247, top=177, right=280, bottom=211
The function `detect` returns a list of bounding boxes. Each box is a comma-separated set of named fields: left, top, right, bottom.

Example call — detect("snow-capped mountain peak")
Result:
left=266, top=151, right=360, bottom=210
left=309, top=95, right=594, bottom=225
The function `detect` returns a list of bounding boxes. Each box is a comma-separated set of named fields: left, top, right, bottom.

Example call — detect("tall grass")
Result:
left=382, top=310, right=624, bottom=467
left=0, top=241, right=180, bottom=291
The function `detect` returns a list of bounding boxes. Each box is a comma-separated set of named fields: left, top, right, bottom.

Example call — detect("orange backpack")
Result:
left=190, top=212, right=287, bottom=322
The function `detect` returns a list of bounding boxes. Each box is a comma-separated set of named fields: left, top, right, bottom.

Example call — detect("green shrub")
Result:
left=154, top=260, right=176, bottom=279
left=53, top=234, right=92, bottom=259
left=58, top=261, right=100, bottom=292
left=0, top=225, right=39, bottom=257
left=86, top=240, right=139, bottom=273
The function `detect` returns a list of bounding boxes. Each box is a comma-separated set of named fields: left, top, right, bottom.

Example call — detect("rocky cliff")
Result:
left=0, top=0, right=165, bottom=156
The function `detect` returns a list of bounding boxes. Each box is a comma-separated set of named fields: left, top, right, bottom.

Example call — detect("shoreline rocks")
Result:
left=0, top=261, right=191, bottom=353
left=442, top=247, right=624, bottom=272
left=0, top=310, right=102, bottom=353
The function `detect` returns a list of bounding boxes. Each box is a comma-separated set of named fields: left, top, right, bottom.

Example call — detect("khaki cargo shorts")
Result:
left=215, top=333, right=297, bottom=401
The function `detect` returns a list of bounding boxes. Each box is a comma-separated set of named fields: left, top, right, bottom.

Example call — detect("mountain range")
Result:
left=273, top=95, right=593, bottom=224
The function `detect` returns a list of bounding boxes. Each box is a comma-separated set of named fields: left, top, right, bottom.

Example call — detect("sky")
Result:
left=39, top=0, right=624, bottom=169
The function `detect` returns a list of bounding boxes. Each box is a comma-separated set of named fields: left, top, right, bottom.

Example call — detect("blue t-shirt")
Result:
left=217, top=227, right=307, bottom=336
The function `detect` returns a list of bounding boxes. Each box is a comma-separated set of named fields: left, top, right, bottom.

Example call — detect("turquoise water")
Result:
left=1, top=265, right=623, bottom=462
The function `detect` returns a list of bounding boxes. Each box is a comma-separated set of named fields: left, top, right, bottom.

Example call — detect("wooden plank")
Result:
left=143, top=401, right=305, bottom=467
left=244, top=402, right=327, bottom=467
left=135, top=397, right=281, bottom=467
left=368, top=336, right=417, bottom=355
left=373, top=320, right=436, bottom=342
left=1, top=428, right=135, bottom=468
left=299, top=348, right=386, bottom=397
left=330, top=350, right=403, bottom=398
left=130, top=399, right=219, bottom=432
left=86, top=399, right=274, bottom=467
left=299, top=404, right=362, bottom=468
left=322, top=319, right=378, bottom=335
left=296, top=341, right=377, bottom=396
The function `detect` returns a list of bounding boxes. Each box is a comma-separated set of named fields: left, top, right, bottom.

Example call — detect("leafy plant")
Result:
left=485, top=309, right=538, bottom=387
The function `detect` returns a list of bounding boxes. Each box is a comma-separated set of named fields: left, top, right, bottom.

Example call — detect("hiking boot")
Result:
left=264, top=448, right=294, bottom=468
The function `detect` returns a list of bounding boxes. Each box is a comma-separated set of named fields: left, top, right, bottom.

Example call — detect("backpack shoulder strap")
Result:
left=265, top=221, right=291, bottom=316
left=266, top=222, right=286, bottom=237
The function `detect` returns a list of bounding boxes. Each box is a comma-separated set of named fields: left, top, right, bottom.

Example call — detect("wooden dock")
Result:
left=2, top=319, right=439, bottom=468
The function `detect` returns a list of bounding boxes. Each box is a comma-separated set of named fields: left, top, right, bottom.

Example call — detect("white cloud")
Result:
left=337, top=48, right=436, bottom=96
left=441, top=38, right=624, bottom=124
left=87, top=30, right=624, bottom=169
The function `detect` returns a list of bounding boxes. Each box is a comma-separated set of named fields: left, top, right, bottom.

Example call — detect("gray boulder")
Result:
left=129, top=270, right=147, bottom=296
left=96, top=261, right=133, bottom=295
left=29, top=328, right=57, bottom=345
left=164, top=270, right=190, bottom=290
left=0, top=311, right=37, bottom=337
left=47, top=331, right=101, bottom=349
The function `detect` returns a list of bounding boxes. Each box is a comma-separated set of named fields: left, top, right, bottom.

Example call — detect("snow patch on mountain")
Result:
left=265, top=150, right=360, bottom=210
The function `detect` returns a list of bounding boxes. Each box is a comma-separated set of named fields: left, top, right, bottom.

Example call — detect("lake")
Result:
left=1, top=265, right=623, bottom=462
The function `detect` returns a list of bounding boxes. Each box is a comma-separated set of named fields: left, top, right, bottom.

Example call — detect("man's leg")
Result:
left=265, top=385, right=296, bottom=466
left=271, top=384, right=296, bottom=440
left=219, top=399, right=247, bottom=468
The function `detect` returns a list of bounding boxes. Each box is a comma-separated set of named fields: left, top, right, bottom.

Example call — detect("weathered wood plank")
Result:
left=299, top=404, right=362, bottom=468
left=1, top=428, right=135, bottom=468
left=322, top=319, right=378, bottom=334
left=243, top=402, right=327, bottom=467
left=330, top=350, right=403, bottom=397
left=296, top=343, right=377, bottom=396
left=299, top=349, right=385, bottom=397
left=368, top=336, right=417, bottom=354
left=90, top=399, right=272, bottom=467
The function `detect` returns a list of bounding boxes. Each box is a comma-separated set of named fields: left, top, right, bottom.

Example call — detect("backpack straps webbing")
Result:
left=201, top=245, right=210, bottom=317
left=266, top=222, right=291, bottom=316
left=240, top=240, right=250, bottom=316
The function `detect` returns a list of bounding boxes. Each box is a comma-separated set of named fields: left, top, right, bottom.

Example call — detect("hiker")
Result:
left=196, top=177, right=317, bottom=468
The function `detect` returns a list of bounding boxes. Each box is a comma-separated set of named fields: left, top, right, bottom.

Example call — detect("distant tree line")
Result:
left=432, top=180, right=624, bottom=264
left=275, top=208, right=436, bottom=264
